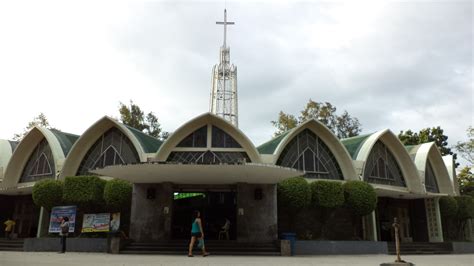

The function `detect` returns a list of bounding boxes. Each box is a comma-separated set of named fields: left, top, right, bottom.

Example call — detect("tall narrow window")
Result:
left=425, top=161, right=440, bottom=193
left=212, top=126, right=241, bottom=148
left=363, top=140, right=406, bottom=187
left=276, top=129, right=343, bottom=180
left=177, top=126, right=207, bottom=147
left=20, top=138, right=55, bottom=183
left=77, top=127, right=139, bottom=175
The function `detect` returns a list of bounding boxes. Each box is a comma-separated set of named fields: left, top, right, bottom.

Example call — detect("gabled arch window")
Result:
left=20, top=138, right=55, bottom=183
left=276, top=129, right=343, bottom=180
left=364, top=140, right=406, bottom=187
left=425, top=160, right=440, bottom=193
left=167, top=151, right=250, bottom=164
left=177, top=126, right=207, bottom=148
left=212, top=126, right=241, bottom=148
left=77, top=127, right=139, bottom=175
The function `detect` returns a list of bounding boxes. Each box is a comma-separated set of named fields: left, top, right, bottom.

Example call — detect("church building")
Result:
left=0, top=10, right=460, bottom=248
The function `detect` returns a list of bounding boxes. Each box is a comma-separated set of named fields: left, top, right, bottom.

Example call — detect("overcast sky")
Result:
left=0, top=1, right=472, bottom=156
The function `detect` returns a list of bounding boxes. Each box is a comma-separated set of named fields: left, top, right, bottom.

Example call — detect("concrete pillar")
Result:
left=236, top=183, right=277, bottom=242
left=424, top=198, right=443, bottom=242
left=129, top=183, right=173, bottom=242
left=36, top=207, right=50, bottom=238
left=363, top=211, right=378, bottom=241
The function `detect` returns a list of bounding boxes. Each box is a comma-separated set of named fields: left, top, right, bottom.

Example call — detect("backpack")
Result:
left=61, top=223, right=69, bottom=234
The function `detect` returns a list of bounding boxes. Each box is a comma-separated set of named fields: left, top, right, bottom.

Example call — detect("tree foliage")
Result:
left=119, top=100, right=165, bottom=139
left=13, top=113, right=53, bottom=141
left=398, top=126, right=458, bottom=166
left=343, top=180, right=377, bottom=217
left=455, top=195, right=474, bottom=221
left=457, top=166, right=474, bottom=196
left=439, top=196, right=458, bottom=218
left=455, top=126, right=474, bottom=165
left=103, top=179, right=133, bottom=210
left=277, top=177, right=311, bottom=211
left=310, top=180, right=344, bottom=209
left=271, top=99, right=362, bottom=138
left=32, top=179, right=64, bottom=209
left=63, top=176, right=106, bottom=208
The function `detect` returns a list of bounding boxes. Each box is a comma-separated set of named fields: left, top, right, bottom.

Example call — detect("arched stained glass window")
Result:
left=167, top=151, right=250, bottom=164
left=425, top=160, right=440, bottom=193
left=276, top=129, right=343, bottom=180
left=364, top=140, right=406, bottom=187
left=177, top=126, right=207, bottom=147
left=212, top=126, right=241, bottom=148
left=77, top=127, right=139, bottom=175
left=20, top=138, right=55, bottom=183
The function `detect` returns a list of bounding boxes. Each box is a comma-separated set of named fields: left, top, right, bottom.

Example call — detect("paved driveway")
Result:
left=0, top=252, right=473, bottom=266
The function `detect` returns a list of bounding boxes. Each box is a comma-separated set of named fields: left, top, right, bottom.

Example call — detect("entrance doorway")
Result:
left=172, top=189, right=236, bottom=240
left=376, top=198, right=429, bottom=242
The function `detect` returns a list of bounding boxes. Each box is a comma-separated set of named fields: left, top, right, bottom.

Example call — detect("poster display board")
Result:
left=49, top=206, right=77, bottom=233
left=82, top=213, right=110, bottom=232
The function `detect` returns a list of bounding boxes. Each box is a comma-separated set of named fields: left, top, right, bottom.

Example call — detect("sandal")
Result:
left=188, top=254, right=194, bottom=257
left=203, top=252, right=210, bottom=257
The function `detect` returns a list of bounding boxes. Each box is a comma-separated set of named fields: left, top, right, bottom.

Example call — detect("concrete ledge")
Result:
left=24, top=238, right=108, bottom=252
left=294, top=241, right=388, bottom=255
left=452, top=242, right=474, bottom=254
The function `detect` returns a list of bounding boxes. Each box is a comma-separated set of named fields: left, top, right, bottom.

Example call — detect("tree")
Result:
left=271, top=111, right=298, bottom=137
left=271, top=99, right=362, bottom=138
left=32, top=179, right=64, bottom=210
left=103, top=179, right=132, bottom=211
left=455, top=126, right=474, bottom=165
left=13, top=113, right=52, bottom=141
left=118, top=101, right=163, bottom=139
left=343, top=180, right=377, bottom=239
left=398, top=126, right=458, bottom=166
left=277, top=177, right=311, bottom=232
left=457, top=166, right=474, bottom=196
left=310, top=180, right=344, bottom=239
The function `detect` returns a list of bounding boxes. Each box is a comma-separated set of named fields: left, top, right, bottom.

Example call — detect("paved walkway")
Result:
left=0, top=252, right=473, bottom=266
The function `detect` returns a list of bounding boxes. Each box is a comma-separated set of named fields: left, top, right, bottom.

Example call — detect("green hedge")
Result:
left=104, top=179, right=132, bottom=210
left=63, top=176, right=106, bottom=208
left=278, top=177, right=311, bottom=211
left=455, top=195, right=474, bottom=221
left=32, top=179, right=63, bottom=209
left=310, top=180, right=344, bottom=209
left=439, top=196, right=458, bottom=217
left=343, top=180, right=377, bottom=216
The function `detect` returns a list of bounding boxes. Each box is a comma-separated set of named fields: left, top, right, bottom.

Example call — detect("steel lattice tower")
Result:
left=210, top=9, right=238, bottom=127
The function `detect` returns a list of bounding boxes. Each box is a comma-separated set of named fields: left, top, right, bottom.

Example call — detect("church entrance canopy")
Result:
left=91, top=163, right=302, bottom=184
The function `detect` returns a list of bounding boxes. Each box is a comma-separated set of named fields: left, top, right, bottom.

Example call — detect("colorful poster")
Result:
left=110, top=212, right=120, bottom=232
left=82, top=213, right=110, bottom=232
left=48, top=206, right=77, bottom=233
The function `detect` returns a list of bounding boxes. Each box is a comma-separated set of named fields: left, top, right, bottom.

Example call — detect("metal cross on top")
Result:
left=216, top=9, right=234, bottom=48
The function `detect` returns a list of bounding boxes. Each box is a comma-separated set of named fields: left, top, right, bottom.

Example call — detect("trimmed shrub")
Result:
left=278, top=177, right=311, bottom=211
left=63, top=176, right=106, bottom=208
left=32, top=179, right=63, bottom=209
left=439, top=196, right=458, bottom=217
left=104, top=179, right=132, bottom=210
left=343, top=180, right=377, bottom=216
left=310, top=180, right=344, bottom=208
left=455, top=195, right=474, bottom=221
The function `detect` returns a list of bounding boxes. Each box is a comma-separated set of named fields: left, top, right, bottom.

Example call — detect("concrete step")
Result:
left=120, top=250, right=281, bottom=256
left=387, top=242, right=452, bottom=255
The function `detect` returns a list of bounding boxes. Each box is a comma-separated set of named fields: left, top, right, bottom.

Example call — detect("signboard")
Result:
left=82, top=213, right=110, bottom=232
left=49, top=206, right=77, bottom=233
left=110, top=212, right=120, bottom=232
